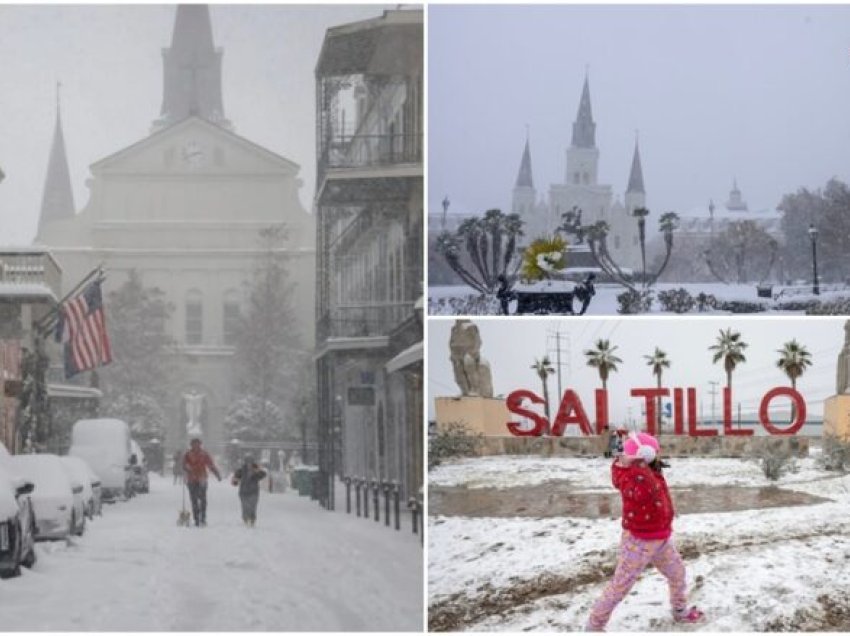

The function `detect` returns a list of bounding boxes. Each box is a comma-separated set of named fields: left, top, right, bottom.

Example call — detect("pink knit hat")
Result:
left=622, top=432, right=660, bottom=462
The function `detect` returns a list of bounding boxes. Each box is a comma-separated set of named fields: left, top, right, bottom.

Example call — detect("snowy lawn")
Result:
left=0, top=474, right=423, bottom=631
left=428, top=454, right=850, bottom=631
left=427, top=283, right=848, bottom=316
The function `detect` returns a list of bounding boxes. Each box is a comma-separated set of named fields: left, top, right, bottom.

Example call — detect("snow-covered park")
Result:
left=0, top=474, right=423, bottom=631
left=428, top=450, right=850, bottom=632
left=428, top=282, right=850, bottom=316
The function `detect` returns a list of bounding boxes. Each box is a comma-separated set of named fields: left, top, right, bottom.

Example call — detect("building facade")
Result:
left=34, top=5, right=315, bottom=455
left=314, top=9, right=423, bottom=508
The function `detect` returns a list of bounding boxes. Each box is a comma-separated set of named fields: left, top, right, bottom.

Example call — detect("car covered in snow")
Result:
left=60, top=456, right=101, bottom=520
left=68, top=418, right=133, bottom=501
left=10, top=454, right=86, bottom=540
left=129, top=440, right=149, bottom=495
left=0, top=453, right=37, bottom=578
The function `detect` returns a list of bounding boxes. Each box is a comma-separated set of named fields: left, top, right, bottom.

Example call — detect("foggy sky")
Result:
left=0, top=4, right=390, bottom=245
left=428, top=317, right=845, bottom=424
left=429, top=5, right=850, bottom=221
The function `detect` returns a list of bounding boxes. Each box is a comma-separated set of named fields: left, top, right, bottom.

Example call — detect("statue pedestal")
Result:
left=435, top=396, right=510, bottom=437
left=823, top=394, right=850, bottom=441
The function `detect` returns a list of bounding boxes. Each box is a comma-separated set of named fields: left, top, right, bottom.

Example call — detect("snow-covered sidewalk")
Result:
left=0, top=474, right=423, bottom=631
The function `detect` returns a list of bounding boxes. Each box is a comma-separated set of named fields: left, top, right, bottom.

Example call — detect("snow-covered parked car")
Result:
left=60, top=456, right=100, bottom=520
left=0, top=461, right=37, bottom=578
left=129, top=440, right=149, bottom=495
left=10, top=454, right=86, bottom=540
left=68, top=419, right=132, bottom=501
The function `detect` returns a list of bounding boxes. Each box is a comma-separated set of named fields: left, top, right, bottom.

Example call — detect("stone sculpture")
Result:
left=449, top=319, right=494, bottom=398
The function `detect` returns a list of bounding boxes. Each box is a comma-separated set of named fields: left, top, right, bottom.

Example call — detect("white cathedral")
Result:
left=35, top=5, right=315, bottom=454
left=511, top=75, right=645, bottom=270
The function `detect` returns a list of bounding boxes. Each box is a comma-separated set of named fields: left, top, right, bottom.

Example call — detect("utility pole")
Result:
left=547, top=328, right=572, bottom=401
left=708, top=381, right=719, bottom=426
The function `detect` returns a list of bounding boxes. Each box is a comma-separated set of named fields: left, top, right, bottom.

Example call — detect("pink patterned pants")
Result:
left=586, top=531, right=687, bottom=631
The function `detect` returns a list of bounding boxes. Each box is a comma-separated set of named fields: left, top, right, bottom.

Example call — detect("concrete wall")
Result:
left=823, top=395, right=850, bottom=441
left=435, top=396, right=510, bottom=437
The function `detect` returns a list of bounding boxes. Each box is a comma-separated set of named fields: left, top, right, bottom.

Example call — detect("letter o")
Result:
left=759, top=387, right=806, bottom=435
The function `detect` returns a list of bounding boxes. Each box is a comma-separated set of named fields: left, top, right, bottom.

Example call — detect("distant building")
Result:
left=511, top=74, right=644, bottom=269
left=34, top=5, right=315, bottom=454
left=314, top=9, right=423, bottom=508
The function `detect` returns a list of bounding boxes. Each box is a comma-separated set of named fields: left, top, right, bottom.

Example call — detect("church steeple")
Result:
left=627, top=136, right=645, bottom=194
left=571, top=73, right=596, bottom=149
left=152, top=4, right=232, bottom=132
left=38, top=84, right=76, bottom=237
left=726, top=177, right=748, bottom=211
left=515, top=133, right=534, bottom=188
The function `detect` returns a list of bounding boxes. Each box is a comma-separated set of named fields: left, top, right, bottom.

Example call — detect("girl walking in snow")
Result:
left=586, top=432, right=703, bottom=631
left=231, top=456, right=267, bottom=527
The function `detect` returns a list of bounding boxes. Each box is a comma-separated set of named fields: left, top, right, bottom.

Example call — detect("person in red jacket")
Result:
left=182, top=438, right=222, bottom=527
left=586, top=432, right=704, bottom=630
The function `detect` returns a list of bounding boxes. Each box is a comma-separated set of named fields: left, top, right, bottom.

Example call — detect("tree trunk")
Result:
left=656, top=372, right=662, bottom=433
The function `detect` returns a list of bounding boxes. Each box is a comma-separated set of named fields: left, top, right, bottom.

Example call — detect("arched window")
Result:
left=185, top=289, right=203, bottom=345
left=223, top=290, right=241, bottom=346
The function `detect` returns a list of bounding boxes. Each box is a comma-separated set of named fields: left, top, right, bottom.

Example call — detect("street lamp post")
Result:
left=808, top=224, right=820, bottom=296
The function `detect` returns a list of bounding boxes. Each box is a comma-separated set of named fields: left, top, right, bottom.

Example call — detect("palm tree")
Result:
left=709, top=328, right=748, bottom=391
left=633, top=207, right=650, bottom=285
left=643, top=347, right=670, bottom=432
left=531, top=356, right=556, bottom=427
left=776, top=339, right=812, bottom=421
left=584, top=339, right=623, bottom=392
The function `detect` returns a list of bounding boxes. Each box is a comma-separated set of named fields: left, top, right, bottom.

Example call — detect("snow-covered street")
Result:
left=0, top=474, right=423, bottom=631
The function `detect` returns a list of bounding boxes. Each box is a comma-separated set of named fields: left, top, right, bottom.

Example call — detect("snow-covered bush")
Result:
left=807, top=297, right=850, bottom=315
left=696, top=292, right=718, bottom=312
left=717, top=299, right=768, bottom=313
left=428, top=294, right=500, bottom=316
left=429, top=421, right=482, bottom=470
left=223, top=395, right=298, bottom=442
left=105, top=393, right=165, bottom=437
left=752, top=444, right=797, bottom=481
left=616, top=289, right=653, bottom=314
left=819, top=436, right=850, bottom=472
left=657, top=288, right=695, bottom=313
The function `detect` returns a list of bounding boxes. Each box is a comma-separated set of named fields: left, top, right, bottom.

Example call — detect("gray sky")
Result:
left=428, top=317, right=845, bottom=426
left=0, top=4, right=391, bottom=245
left=429, top=5, right=850, bottom=221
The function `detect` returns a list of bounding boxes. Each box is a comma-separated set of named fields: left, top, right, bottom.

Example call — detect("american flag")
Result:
left=57, top=280, right=112, bottom=378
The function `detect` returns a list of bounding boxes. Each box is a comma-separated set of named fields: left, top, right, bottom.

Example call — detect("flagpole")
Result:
left=35, top=263, right=106, bottom=336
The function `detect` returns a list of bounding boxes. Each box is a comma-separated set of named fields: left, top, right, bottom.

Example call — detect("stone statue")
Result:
left=837, top=321, right=850, bottom=394
left=184, top=390, right=205, bottom=438
left=449, top=319, right=494, bottom=398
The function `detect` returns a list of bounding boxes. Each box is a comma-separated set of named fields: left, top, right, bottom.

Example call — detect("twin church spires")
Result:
left=37, top=5, right=230, bottom=237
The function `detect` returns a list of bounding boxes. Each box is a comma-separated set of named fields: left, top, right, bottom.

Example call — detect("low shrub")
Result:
left=657, top=288, right=696, bottom=313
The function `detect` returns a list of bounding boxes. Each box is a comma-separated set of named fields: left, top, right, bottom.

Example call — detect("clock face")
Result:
left=181, top=141, right=205, bottom=168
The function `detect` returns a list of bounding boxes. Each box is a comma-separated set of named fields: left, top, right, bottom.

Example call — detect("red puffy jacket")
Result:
left=612, top=461, right=674, bottom=540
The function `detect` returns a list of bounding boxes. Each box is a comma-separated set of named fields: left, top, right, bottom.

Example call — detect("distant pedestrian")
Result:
left=496, top=275, right=514, bottom=316
left=172, top=449, right=184, bottom=485
left=231, top=456, right=267, bottom=527
left=600, top=425, right=614, bottom=458
left=182, top=438, right=222, bottom=527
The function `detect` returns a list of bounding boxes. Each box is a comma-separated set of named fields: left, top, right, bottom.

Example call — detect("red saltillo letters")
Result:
left=505, top=386, right=807, bottom=437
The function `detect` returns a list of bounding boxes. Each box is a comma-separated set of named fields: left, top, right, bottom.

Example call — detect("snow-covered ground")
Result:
left=428, top=283, right=846, bottom=316
left=428, top=453, right=850, bottom=631
left=0, top=474, right=423, bottom=631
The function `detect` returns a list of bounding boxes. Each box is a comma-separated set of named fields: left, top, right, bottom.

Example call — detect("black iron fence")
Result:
left=316, top=302, right=414, bottom=342
left=343, top=476, right=422, bottom=543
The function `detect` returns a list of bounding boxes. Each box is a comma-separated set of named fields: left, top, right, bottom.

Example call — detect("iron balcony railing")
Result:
left=0, top=250, right=62, bottom=300
left=321, top=133, right=422, bottom=173
left=317, top=302, right=414, bottom=343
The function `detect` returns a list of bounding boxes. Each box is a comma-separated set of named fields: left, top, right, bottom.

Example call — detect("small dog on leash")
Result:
left=177, top=509, right=192, bottom=527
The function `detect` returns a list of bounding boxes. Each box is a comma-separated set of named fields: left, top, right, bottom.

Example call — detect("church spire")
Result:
left=571, top=72, right=596, bottom=149
left=38, top=83, right=76, bottom=236
left=515, top=130, right=534, bottom=188
left=152, top=4, right=232, bottom=132
left=627, top=134, right=645, bottom=194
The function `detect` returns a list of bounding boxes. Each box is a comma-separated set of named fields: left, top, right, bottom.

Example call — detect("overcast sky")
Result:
left=428, top=317, right=846, bottom=426
left=0, top=4, right=390, bottom=245
left=429, top=5, right=850, bottom=222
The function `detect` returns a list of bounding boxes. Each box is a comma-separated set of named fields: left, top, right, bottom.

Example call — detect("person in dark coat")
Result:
left=231, top=456, right=267, bottom=527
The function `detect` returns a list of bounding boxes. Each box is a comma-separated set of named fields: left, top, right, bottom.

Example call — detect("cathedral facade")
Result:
left=511, top=75, right=645, bottom=270
left=34, top=6, right=315, bottom=455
